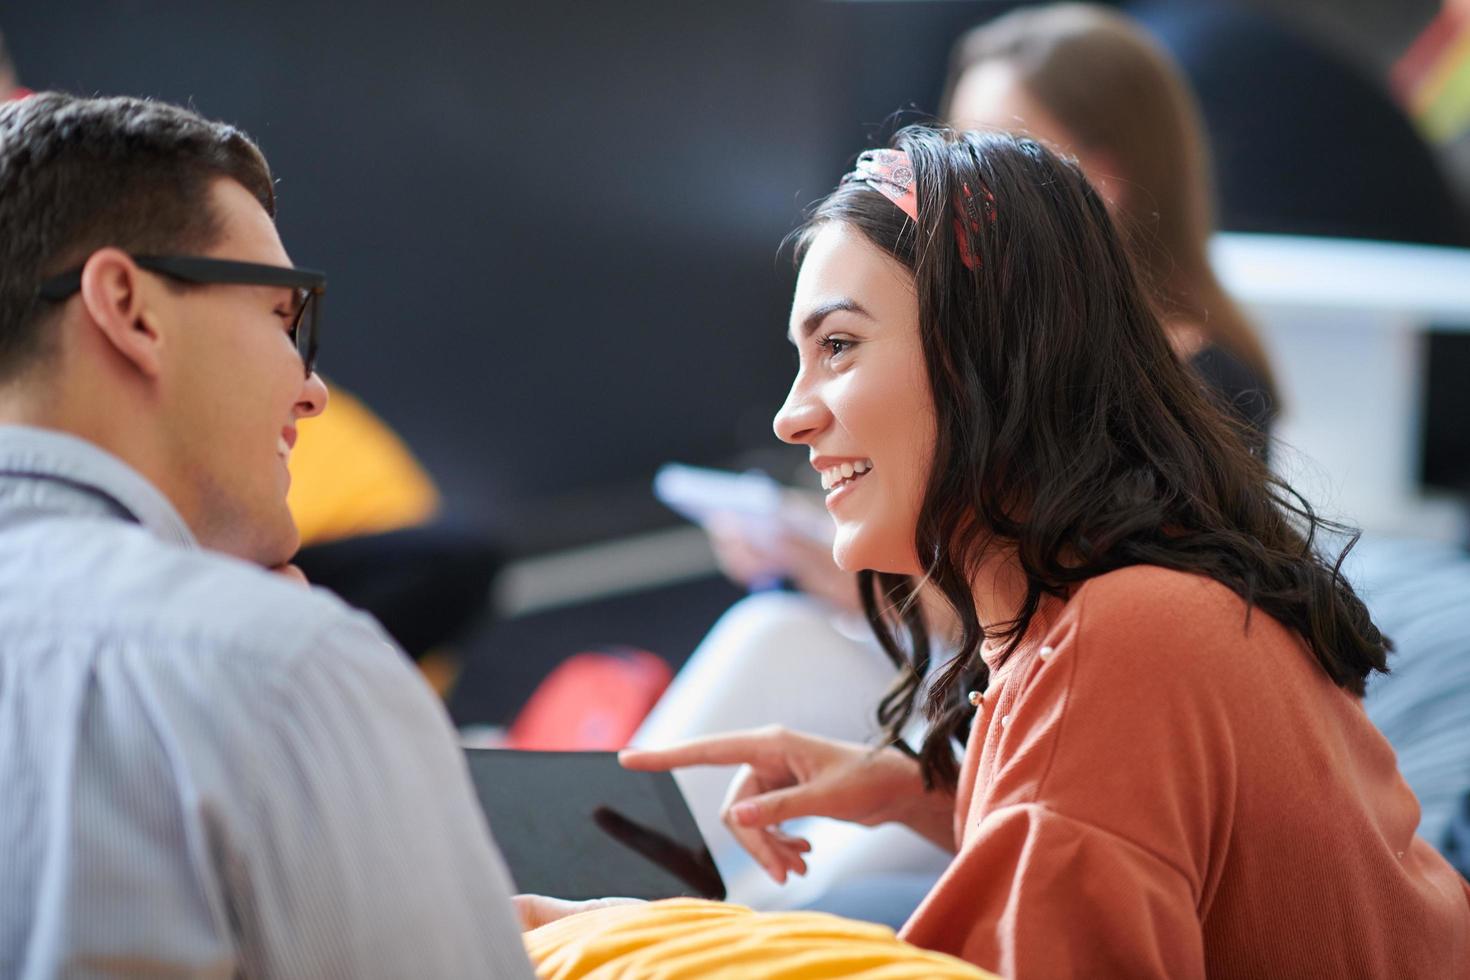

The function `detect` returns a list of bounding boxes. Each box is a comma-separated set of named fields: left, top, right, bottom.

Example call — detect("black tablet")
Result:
left=464, top=748, right=726, bottom=902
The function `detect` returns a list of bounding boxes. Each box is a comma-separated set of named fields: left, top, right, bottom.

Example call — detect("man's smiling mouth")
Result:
left=278, top=427, right=297, bottom=461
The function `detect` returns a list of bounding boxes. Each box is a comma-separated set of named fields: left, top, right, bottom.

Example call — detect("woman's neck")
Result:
left=969, top=549, right=1031, bottom=635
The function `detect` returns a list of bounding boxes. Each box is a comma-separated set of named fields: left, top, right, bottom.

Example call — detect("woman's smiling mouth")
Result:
left=819, top=459, right=875, bottom=509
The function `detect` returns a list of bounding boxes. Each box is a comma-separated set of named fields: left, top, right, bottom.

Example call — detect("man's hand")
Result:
left=620, top=727, right=956, bottom=883
left=513, top=894, right=645, bottom=931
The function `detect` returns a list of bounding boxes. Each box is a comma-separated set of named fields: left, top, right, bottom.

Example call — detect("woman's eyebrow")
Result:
left=787, top=298, right=873, bottom=345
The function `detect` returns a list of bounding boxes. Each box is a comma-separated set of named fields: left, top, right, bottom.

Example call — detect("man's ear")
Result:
left=76, top=248, right=165, bottom=380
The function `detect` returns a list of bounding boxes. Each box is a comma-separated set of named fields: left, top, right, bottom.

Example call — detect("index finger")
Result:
left=619, top=730, right=780, bottom=772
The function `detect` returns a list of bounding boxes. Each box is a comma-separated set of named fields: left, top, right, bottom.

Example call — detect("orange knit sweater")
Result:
left=899, top=566, right=1470, bottom=978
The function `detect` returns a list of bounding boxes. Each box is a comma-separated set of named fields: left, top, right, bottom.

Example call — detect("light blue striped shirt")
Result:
left=0, top=426, right=534, bottom=979
left=1350, top=534, right=1470, bottom=858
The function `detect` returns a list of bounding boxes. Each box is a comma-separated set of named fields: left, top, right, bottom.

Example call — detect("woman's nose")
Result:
left=773, top=379, right=827, bottom=445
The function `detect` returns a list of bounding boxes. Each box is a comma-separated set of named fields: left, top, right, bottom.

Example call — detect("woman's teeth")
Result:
left=821, top=459, right=873, bottom=491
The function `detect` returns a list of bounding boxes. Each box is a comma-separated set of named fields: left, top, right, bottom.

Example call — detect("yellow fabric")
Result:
left=524, top=898, right=995, bottom=980
left=286, top=384, right=440, bottom=546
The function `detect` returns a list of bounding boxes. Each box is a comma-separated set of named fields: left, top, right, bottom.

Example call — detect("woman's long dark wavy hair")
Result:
left=791, top=127, right=1390, bottom=791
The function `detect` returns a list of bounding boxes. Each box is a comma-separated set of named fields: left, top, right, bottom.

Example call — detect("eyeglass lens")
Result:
left=292, top=289, right=320, bottom=377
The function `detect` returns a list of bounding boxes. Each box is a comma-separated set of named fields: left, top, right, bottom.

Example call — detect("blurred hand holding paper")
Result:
left=653, top=463, right=834, bottom=550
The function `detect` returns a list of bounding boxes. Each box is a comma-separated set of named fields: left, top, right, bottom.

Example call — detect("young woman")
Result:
left=631, top=4, right=1286, bottom=916
left=622, top=126, right=1470, bottom=977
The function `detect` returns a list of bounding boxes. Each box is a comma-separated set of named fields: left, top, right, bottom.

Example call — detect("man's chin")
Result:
left=228, top=516, right=300, bottom=572
left=262, top=525, right=302, bottom=571
left=188, top=486, right=301, bottom=567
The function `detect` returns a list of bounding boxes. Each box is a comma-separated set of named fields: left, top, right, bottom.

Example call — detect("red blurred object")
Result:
left=506, top=647, right=672, bottom=751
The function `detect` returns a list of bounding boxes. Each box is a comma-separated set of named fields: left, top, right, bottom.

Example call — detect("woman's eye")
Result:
left=815, top=334, right=855, bottom=358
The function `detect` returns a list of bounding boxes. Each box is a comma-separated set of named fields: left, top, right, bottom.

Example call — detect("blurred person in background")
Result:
left=945, top=2, right=1277, bottom=436
left=633, top=1, right=1281, bottom=918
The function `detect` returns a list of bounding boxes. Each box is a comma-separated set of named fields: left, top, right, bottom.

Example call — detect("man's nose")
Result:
left=296, top=371, right=329, bottom=419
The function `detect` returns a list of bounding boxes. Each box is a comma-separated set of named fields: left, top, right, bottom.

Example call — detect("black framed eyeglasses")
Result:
left=37, top=255, right=326, bottom=377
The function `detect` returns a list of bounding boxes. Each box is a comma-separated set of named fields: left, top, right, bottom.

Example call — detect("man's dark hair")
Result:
left=0, top=92, right=274, bottom=381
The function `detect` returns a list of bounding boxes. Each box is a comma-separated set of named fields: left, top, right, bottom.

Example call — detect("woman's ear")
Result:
left=77, top=247, right=165, bottom=379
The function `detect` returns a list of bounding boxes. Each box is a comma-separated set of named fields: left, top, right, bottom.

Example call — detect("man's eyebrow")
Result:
left=787, top=298, right=872, bottom=345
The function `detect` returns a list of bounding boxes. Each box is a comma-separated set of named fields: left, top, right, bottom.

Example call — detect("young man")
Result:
left=0, top=92, right=534, bottom=977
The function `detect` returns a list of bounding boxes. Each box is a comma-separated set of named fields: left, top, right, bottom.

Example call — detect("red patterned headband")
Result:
left=840, top=148, right=995, bottom=270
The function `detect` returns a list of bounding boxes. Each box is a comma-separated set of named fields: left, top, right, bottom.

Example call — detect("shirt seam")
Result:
left=257, top=616, right=379, bottom=701
left=1026, top=583, right=1086, bottom=808
left=124, top=656, right=242, bottom=961
left=1022, top=583, right=1200, bottom=888
left=216, top=615, right=381, bottom=978
left=984, top=800, right=1199, bottom=886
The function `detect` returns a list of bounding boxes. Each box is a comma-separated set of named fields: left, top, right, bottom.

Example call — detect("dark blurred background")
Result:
left=4, top=0, right=1016, bottom=554
left=6, top=0, right=1465, bottom=725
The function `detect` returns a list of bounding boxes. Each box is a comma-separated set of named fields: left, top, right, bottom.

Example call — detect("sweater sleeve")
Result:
left=906, top=801, right=1206, bottom=978
left=903, top=572, right=1252, bottom=978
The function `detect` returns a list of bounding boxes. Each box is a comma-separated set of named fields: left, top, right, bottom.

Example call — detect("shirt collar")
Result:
left=979, top=590, right=1068, bottom=677
left=0, top=425, right=197, bottom=548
